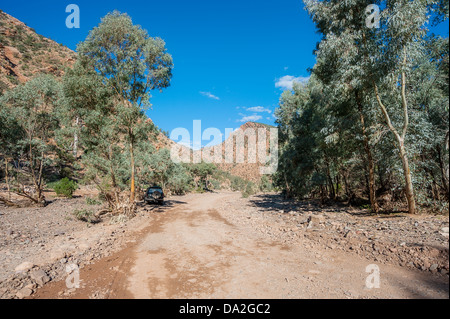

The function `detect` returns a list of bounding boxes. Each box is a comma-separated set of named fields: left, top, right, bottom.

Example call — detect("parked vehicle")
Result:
left=144, top=186, right=164, bottom=205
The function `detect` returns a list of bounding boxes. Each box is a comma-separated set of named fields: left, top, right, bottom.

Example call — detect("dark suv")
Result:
left=144, top=186, right=165, bottom=205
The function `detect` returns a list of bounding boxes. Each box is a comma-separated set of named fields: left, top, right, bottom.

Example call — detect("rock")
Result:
left=428, top=248, right=440, bottom=258
left=422, top=261, right=431, bottom=271
left=306, top=215, right=325, bottom=230
left=25, top=283, right=37, bottom=290
left=429, top=264, right=439, bottom=272
left=441, top=227, right=449, bottom=234
left=309, top=215, right=325, bottom=225
left=78, top=243, right=90, bottom=250
left=298, top=217, right=310, bottom=225
left=16, top=287, right=33, bottom=299
left=30, top=269, right=50, bottom=286
left=15, top=262, right=34, bottom=273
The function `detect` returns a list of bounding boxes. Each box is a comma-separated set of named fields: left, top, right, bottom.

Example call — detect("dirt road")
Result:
left=32, top=192, right=449, bottom=299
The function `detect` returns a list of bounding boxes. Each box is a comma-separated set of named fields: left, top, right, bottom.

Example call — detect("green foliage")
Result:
left=72, top=11, right=174, bottom=203
left=73, top=209, right=99, bottom=224
left=242, top=182, right=256, bottom=198
left=6, top=75, right=19, bottom=86
left=0, top=75, right=64, bottom=204
left=0, top=80, right=8, bottom=95
left=77, top=11, right=173, bottom=110
left=52, top=178, right=78, bottom=198
left=136, top=147, right=193, bottom=195
left=86, top=197, right=102, bottom=206
left=188, top=162, right=217, bottom=190
left=230, top=175, right=247, bottom=192
left=273, top=0, right=449, bottom=213
left=259, top=175, right=274, bottom=192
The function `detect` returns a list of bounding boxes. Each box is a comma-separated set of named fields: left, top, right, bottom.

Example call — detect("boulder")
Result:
left=30, top=269, right=50, bottom=286
left=15, top=262, right=34, bottom=273
left=16, top=287, right=33, bottom=299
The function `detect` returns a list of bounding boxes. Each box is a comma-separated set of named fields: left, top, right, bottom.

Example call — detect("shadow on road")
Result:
left=391, top=271, right=449, bottom=299
left=250, top=193, right=409, bottom=219
left=249, top=193, right=348, bottom=215
left=137, top=199, right=188, bottom=213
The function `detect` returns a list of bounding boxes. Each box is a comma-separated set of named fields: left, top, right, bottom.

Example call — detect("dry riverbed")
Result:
left=0, top=191, right=448, bottom=299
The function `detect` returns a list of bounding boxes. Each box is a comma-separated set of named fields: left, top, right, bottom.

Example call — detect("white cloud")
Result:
left=237, top=113, right=263, bottom=123
left=200, top=91, right=220, bottom=100
left=246, top=106, right=272, bottom=114
left=275, top=75, right=310, bottom=90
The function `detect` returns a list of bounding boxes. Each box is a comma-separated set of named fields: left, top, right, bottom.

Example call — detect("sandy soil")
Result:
left=28, top=192, right=448, bottom=299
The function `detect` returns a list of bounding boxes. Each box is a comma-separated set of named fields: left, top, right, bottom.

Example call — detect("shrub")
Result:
left=210, top=179, right=221, bottom=190
left=73, top=209, right=99, bottom=224
left=52, top=178, right=78, bottom=198
left=0, top=80, right=8, bottom=95
left=259, top=175, right=274, bottom=192
left=230, top=176, right=246, bottom=192
left=86, top=197, right=102, bottom=206
left=109, top=214, right=129, bottom=225
left=6, top=75, right=19, bottom=86
left=242, top=182, right=256, bottom=198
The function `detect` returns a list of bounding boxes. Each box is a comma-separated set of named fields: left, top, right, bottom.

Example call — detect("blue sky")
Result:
left=1, top=1, right=448, bottom=147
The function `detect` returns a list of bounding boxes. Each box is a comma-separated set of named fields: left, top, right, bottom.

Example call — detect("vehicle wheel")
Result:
left=152, top=191, right=162, bottom=200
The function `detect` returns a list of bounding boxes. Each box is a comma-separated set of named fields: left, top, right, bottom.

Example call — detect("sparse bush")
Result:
left=242, top=182, right=256, bottom=198
left=259, top=175, right=274, bottom=192
left=73, top=209, right=99, bottom=224
left=109, top=214, right=129, bottom=225
left=210, top=179, right=221, bottom=190
left=230, top=176, right=246, bottom=192
left=52, top=178, right=78, bottom=198
left=0, top=80, right=8, bottom=95
left=6, top=75, right=19, bottom=86
left=86, top=197, right=102, bottom=206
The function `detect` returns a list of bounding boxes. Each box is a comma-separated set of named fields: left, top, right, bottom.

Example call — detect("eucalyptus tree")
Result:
left=0, top=75, right=62, bottom=205
left=62, top=61, right=124, bottom=191
left=63, top=61, right=160, bottom=214
left=274, top=77, right=332, bottom=199
left=77, top=11, right=173, bottom=202
left=304, top=0, right=447, bottom=214
left=0, top=103, right=25, bottom=204
left=135, top=146, right=193, bottom=195
left=409, top=35, right=449, bottom=202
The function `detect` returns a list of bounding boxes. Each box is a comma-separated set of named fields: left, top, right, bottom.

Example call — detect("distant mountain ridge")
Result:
left=199, top=121, right=276, bottom=182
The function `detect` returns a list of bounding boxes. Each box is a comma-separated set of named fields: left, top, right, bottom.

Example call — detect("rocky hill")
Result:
left=200, top=122, right=276, bottom=182
left=0, top=10, right=76, bottom=93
